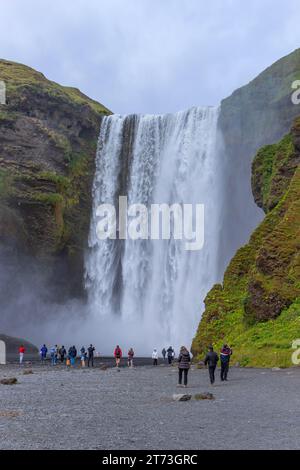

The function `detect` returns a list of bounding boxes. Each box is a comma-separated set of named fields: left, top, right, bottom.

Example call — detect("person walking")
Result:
left=59, top=345, right=66, bottom=363
left=50, top=345, right=58, bottom=366
left=162, top=348, right=166, bottom=361
left=40, top=344, right=47, bottom=362
left=87, top=344, right=95, bottom=368
left=114, top=345, right=122, bottom=368
left=204, top=346, right=219, bottom=385
left=177, top=346, right=191, bottom=387
left=167, top=346, right=174, bottom=365
left=127, top=348, right=134, bottom=367
left=19, top=345, right=25, bottom=365
left=220, top=344, right=232, bottom=381
left=152, top=348, right=159, bottom=366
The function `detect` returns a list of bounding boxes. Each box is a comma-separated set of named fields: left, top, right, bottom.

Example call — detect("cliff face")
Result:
left=218, top=48, right=300, bottom=274
left=0, top=60, right=111, bottom=300
left=192, top=118, right=300, bottom=367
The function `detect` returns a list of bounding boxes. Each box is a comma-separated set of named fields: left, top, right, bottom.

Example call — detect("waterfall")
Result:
left=85, top=106, right=221, bottom=353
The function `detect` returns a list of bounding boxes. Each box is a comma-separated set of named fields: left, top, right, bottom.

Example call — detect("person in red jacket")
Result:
left=114, top=345, right=122, bottom=368
left=19, top=345, right=25, bottom=365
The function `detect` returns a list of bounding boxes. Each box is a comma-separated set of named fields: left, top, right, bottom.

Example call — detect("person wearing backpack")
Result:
left=114, top=345, right=122, bottom=368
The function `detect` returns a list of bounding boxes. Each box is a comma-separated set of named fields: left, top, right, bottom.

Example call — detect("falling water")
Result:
left=85, top=107, right=222, bottom=353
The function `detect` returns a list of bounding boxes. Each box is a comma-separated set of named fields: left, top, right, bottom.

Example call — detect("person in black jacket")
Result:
left=177, top=346, right=191, bottom=387
left=204, top=346, right=219, bottom=385
left=167, top=346, right=174, bottom=365
left=88, top=344, right=95, bottom=367
left=68, top=345, right=77, bottom=367
left=59, top=345, right=66, bottom=363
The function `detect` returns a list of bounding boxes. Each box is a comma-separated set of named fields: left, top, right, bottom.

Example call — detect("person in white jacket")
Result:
left=152, top=348, right=159, bottom=366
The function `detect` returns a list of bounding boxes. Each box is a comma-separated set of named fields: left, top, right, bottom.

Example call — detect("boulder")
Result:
left=172, top=394, right=192, bottom=402
left=0, top=377, right=18, bottom=385
left=194, top=392, right=215, bottom=400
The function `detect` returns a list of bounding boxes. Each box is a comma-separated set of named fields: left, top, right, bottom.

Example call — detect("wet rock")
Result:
left=172, top=394, right=192, bottom=402
left=0, top=377, right=18, bottom=385
left=100, top=365, right=108, bottom=371
left=194, top=392, right=215, bottom=400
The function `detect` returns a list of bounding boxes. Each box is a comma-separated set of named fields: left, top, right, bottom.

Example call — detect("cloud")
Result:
left=0, top=0, right=300, bottom=113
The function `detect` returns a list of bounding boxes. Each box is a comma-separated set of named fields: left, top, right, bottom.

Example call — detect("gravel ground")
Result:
left=0, top=362, right=300, bottom=450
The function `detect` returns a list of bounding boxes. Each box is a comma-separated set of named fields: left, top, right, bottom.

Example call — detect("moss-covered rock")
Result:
left=192, top=118, right=300, bottom=368
left=0, top=59, right=111, bottom=297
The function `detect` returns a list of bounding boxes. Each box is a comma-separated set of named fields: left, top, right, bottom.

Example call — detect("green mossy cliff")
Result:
left=192, top=119, right=300, bottom=368
left=0, top=59, right=111, bottom=297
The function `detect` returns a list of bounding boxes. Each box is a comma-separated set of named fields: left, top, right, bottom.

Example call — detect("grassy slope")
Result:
left=192, top=119, right=300, bottom=368
left=0, top=59, right=110, bottom=115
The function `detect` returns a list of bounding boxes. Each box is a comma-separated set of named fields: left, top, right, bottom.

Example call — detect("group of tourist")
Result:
left=161, top=346, right=176, bottom=364
left=174, top=344, right=232, bottom=387
left=18, top=342, right=232, bottom=386
left=38, top=344, right=96, bottom=367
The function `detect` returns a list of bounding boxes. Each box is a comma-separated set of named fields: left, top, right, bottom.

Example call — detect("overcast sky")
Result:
left=0, top=0, right=300, bottom=114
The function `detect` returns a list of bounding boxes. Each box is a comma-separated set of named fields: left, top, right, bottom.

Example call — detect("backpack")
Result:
left=115, top=348, right=121, bottom=358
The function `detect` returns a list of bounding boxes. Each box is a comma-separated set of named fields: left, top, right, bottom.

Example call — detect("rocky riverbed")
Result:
left=0, top=363, right=300, bottom=450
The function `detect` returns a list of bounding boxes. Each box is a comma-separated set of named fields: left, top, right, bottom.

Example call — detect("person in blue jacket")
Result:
left=40, top=344, right=47, bottom=362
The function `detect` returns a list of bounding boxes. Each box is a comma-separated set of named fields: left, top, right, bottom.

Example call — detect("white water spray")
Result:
left=85, top=107, right=222, bottom=353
